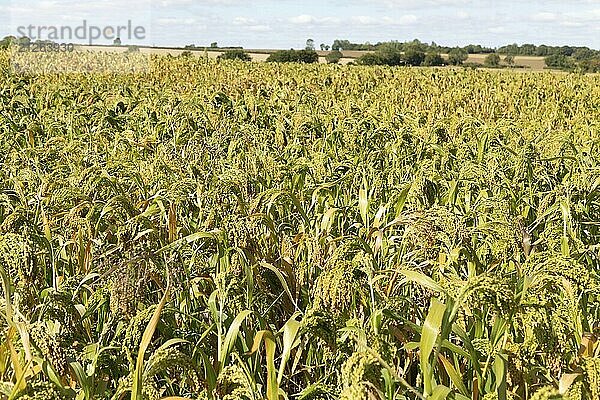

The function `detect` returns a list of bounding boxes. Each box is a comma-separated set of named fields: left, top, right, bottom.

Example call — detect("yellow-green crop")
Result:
left=0, top=51, right=599, bottom=399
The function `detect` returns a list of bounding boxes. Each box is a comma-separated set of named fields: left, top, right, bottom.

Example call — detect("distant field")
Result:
left=466, top=53, right=547, bottom=70
left=75, top=44, right=549, bottom=69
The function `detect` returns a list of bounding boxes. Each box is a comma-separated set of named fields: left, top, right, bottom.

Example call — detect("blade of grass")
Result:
left=420, top=299, right=446, bottom=397
left=251, top=330, right=278, bottom=400
left=132, top=275, right=170, bottom=400
left=277, top=314, right=301, bottom=384
left=219, top=310, right=253, bottom=369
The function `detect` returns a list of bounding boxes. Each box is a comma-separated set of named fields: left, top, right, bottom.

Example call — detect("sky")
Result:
left=1, top=0, right=599, bottom=49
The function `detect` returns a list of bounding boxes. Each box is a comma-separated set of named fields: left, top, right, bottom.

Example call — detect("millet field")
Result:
left=0, top=53, right=600, bottom=400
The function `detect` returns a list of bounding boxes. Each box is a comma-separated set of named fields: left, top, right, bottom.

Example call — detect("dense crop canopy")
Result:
left=0, top=52, right=599, bottom=399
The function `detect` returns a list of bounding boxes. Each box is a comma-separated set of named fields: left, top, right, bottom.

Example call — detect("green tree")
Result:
left=545, top=54, right=575, bottom=70
left=325, top=50, right=343, bottom=64
left=0, top=36, right=17, bottom=49
left=404, top=38, right=426, bottom=52
left=332, top=39, right=375, bottom=51
left=218, top=49, right=252, bottom=61
left=379, top=48, right=404, bottom=66
left=356, top=45, right=404, bottom=67
left=504, top=54, right=515, bottom=67
left=484, top=53, right=501, bottom=67
left=578, top=58, right=600, bottom=73
left=403, top=49, right=425, bottom=66
left=520, top=43, right=537, bottom=55
left=573, top=48, right=597, bottom=61
left=422, top=52, right=444, bottom=66
left=356, top=52, right=384, bottom=66
left=306, top=39, right=315, bottom=51
left=332, top=39, right=349, bottom=51
left=267, top=49, right=318, bottom=63
left=298, top=49, right=319, bottom=63
left=448, top=48, right=468, bottom=65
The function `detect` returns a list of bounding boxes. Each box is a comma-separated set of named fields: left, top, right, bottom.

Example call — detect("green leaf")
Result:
left=455, top=393, right=471, bottom=400
left=8, top=359, right=31, bottom=400
left=431, top=385, right=451, bottom=400
left=561, top=236, right=570, bottom=257
left=370, top=309, right=383, bottom=335
left=251, top=331, right=279, bottom=400
left=401, top=270, right=444, bottom=293
left=439, top=354, right=468, bottom=396
left=441, top=340, right=469, bottom=359
left=208, top=290, right=219, bottom=325
left=320, top=207, right=339, bottom=233
left=420, top=299, right=446, bottom=396
left=198, top=350, right=217, bottom=393
left=394, top=182, right=412, bottom=217
left=359, top=186, right=368, bottom=225
left=259, top=262, right=298, bottom=311
left=278, top=315, right=301, bottom=384
left=132, top=278, right=170, bottom=400
left=69, top=361, right=90, bottom=400
left=493, top=353, right=507, bottom=400
left=156, top=231, right=217, bottom=255
left=219, top=310, right=253, bottom=368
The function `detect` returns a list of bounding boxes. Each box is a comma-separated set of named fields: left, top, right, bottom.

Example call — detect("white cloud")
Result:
left=531, top=12, right=558, bottom=22
left=232, top=17, right=271, bottom=32
left=156, top=17, right=198, bottom=26
left=158, top=0, right=192, bottom=6
left=529, top=8, right=600, bottom=29
left=288, top=15, right=340, bottom=25
left=351, top=15, right=377, bottom=25
left=233, top=17, right=257, bottom=25
left=232, top=17, right=272, bottom=33
left=288, top=14, right=314, bottom=24
left=560, top=21, right=584, bottom=27
left=367, top=0, right=471, bottom=8
left=395, top=14, right=418, bottom=24
left=455, top=11, right=470, bottom=20
left=293, top=14, right=418, bottom=27
left=248, top=25, right=271, bottom=32
left=488, top=26, right=506, bottom=33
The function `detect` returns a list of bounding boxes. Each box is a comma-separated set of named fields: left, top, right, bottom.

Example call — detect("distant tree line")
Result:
left=3, top=34, right=598, bottom=72
left=332, top=39, right=494, bottom=54
left=331, top=38, right=599, bottom=59
left=0, top=35, right=31, bottom=49
left=497, top=43, right=600, bottom=73
left=266, top=49, right=319, bottom=63
left=333, top=38, right=600, bottom=72
left=355, top=43, right=469, bottom=67
left=544, top=53, right=600, bottom=73
left=218, top=49, right=252, bottom=61
left=497, top=43, right=600, bottom=58
left=184, top=43, right=244, bottom=50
